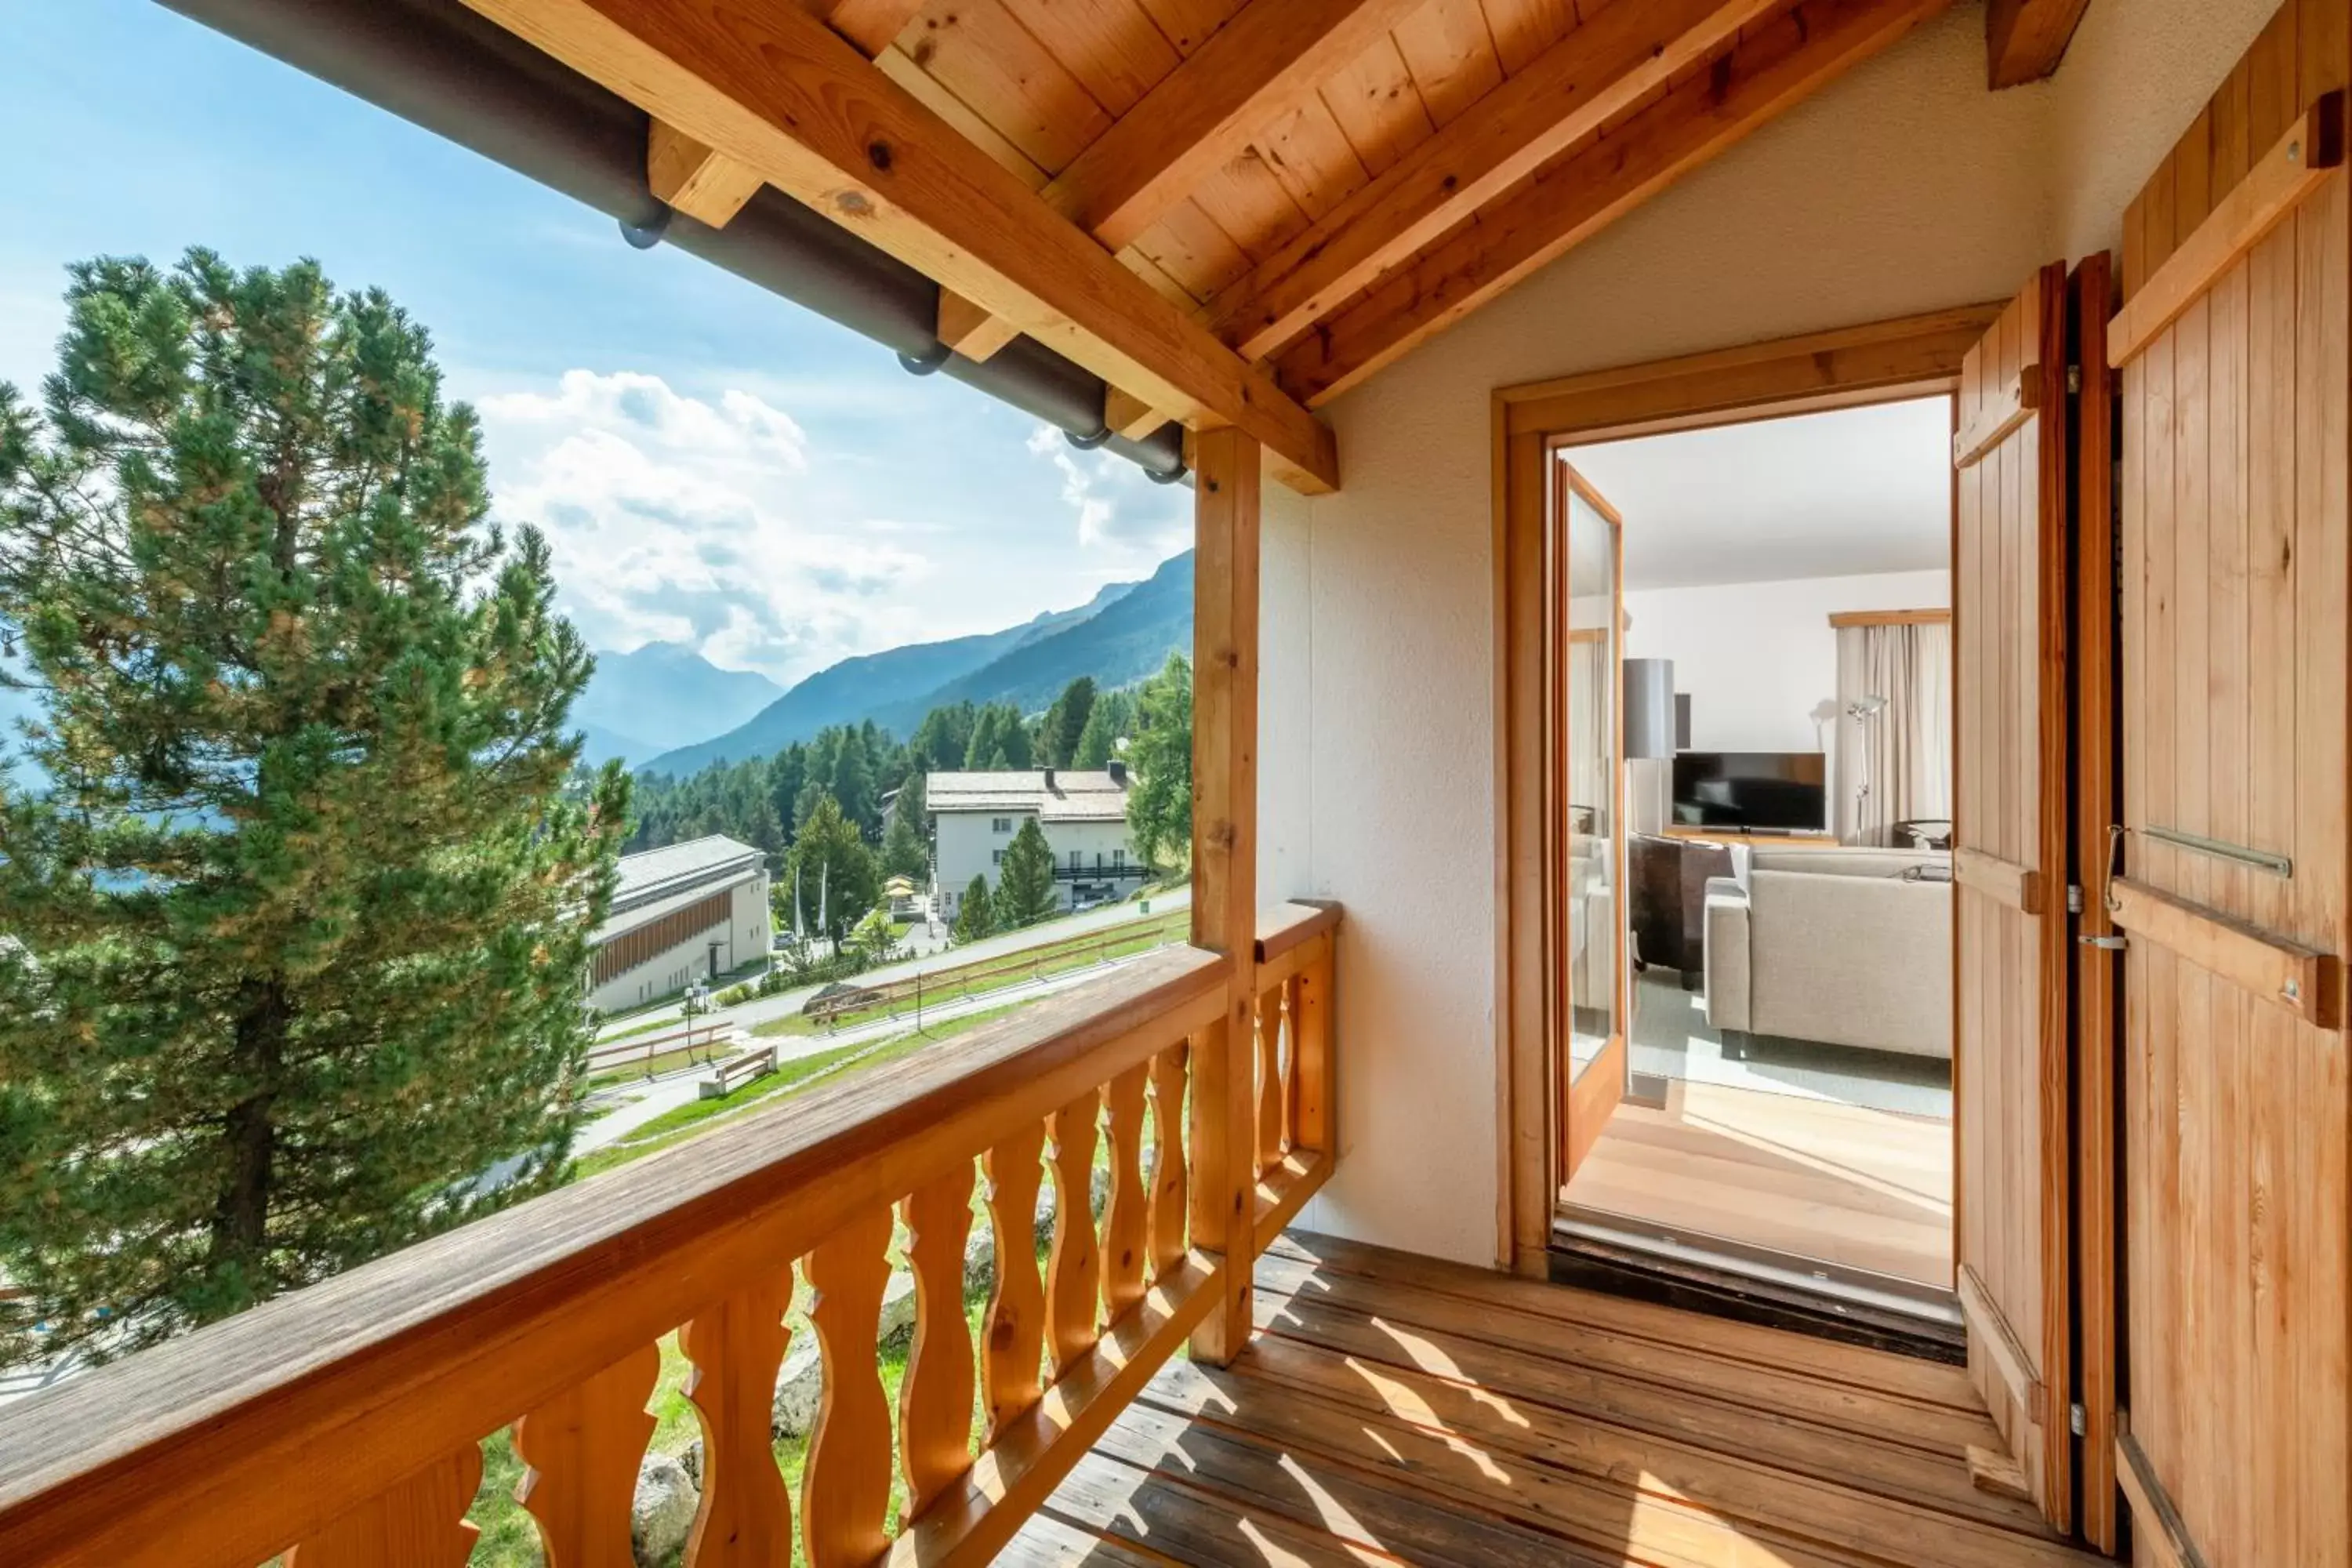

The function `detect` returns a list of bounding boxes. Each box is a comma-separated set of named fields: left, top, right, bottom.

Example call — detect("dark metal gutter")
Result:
left=153, top=0, right=1189, bottom=481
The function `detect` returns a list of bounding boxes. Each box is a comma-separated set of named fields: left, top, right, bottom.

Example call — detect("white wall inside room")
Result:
left=1254, top=0, right=2277, bottom=1269
left=1624, top=569, right=1950, bottom=812
left=1572, top=397, right=1955, bottom=590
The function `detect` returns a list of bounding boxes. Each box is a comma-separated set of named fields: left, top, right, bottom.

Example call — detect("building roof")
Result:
left=601, top=835, right=766, bottom=937
left=927, top=769, right=1131, bottom=824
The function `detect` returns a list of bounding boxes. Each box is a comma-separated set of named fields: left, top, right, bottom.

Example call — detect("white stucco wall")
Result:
left=1624, top=568, right=1951, bottom=755
left=588, top=872, right=771, bottom=1012
left=1257, top=0, right=2274, bottom=1266
left=937, top=809, right=1141, bottom=915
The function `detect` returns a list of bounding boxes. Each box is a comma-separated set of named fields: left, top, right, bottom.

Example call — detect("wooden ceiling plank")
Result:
left=647, top=118, right=766, bottom=226
left=1000, top=0, right=1182, bottom=118
left=1984, top=0, right=2094, bottom=89
left=1274, top=0, right=1950, bottom=407
left=1188, top=147, right=1316, bottom=264
left=1480, top=0, right=1581, bottom=75
left=1041, top=0, right=1430, bottom=249
left=1208, top=0, right=1779, bottom=361
left=1251, top=99, right=1373, bottom=222
left=1318, top=32, right=1440, bottom=178
left=461, top=0, right=1338, bottom=491
left=901, top=0, right=1112, bottom=173
left=1392, top=0, right=1507, bottom=129
left=826, top=0, right=929, bottom=55
left=1131, top=0, right=1244, bottom=56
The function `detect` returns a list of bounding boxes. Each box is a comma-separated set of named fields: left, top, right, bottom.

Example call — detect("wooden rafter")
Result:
left=1041, top=0, right=1429, bottom=252
left=647, top=119, right=764, bottom=227
left=1984, top=0, right=2094, bottom=89
left=822, top=0, right=927, bottom=56
left=461, top=0, right=1339, bottom=492
left=1274, top=0, right=1952, bottom=408
left=1204, top=0, right=1781, bottom=361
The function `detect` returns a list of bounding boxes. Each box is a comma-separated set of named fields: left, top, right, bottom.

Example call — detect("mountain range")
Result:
left=635, top=549, right=1193, bottom=779
left=571, top=643, right=785, bottom=766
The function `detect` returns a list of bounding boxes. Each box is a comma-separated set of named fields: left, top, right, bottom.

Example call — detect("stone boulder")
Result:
left=632, top=1453, right=699, bottom=1567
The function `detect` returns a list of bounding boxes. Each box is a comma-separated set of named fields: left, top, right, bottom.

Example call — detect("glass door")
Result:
left=1553, top=459, right=1626, bottom=1174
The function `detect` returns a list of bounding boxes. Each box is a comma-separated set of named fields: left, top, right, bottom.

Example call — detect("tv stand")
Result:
left=1662, top=825, right=1838, bottom=846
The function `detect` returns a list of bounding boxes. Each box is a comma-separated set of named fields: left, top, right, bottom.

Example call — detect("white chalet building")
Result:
left=930, top=766, right=1143, bottom=919
left=586, top=835, right=770, bottom=1012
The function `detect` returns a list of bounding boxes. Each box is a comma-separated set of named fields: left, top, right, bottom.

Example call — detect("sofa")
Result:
left=1703, top=845, right=1953, bottom=1060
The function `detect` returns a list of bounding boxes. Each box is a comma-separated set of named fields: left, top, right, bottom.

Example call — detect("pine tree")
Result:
left=1073, top=701, right=1118, bottom=768
left=1127, top=652, right=1193, bottom=868
left=1041, top=677, right=1095, bottom=768
left=996, top=817, right=1058, bottom=927
left=786, top=791, right=879, bottom=942
left=0, top=252, right=628, bottom=1359
left=953, top=873, right=996, bottom=942
left=880, top=808, right=928, bottom=880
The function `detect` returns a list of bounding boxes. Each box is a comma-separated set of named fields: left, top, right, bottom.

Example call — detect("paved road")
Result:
left=576, top=944, right=1173, bottom=1155
left=597, top=886, right=1192, bottom=1044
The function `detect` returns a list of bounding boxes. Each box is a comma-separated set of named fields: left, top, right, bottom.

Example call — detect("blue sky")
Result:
left=0, top=0, right=1192, bottom=688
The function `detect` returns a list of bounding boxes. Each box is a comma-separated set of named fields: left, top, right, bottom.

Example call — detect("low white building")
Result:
left=588, top=835, right=769, bottom=1012
left=930, top=766, right=1143, bottom=919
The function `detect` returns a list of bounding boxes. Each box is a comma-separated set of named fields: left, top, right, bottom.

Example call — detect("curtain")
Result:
left=1834, top=620, right=1952, bottom=844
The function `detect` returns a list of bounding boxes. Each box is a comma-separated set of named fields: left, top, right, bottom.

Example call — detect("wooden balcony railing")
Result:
left=0, top=900, right=1340, bottom=1568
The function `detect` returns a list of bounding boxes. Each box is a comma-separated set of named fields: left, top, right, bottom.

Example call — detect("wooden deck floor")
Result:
left=1009, top=1231, right=2096, bottom=1567
left=1562, top=1080, right=1955, bottom=1290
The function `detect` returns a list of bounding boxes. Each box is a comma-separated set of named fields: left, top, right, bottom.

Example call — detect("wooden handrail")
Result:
left=0, top=907, right=1342, bottom=1568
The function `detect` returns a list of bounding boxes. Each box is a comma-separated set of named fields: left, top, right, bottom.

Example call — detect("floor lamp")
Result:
left=1845, top=695, right=1887, bottom=843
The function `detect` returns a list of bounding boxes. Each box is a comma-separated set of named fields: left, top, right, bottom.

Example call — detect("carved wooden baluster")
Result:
left=285, top=1446, right=481, bottom=1568
left=1145, top=1039, right=1190, bottom=1282
left=1044, top=1089, right=1104, bottom=1375
left=1255, top=985, right=1285, bottom=1173
left=1281, top=973, right=1303, bottom=1155
left=1100, top=1062, right=1151, bottom=1322
left=898, top=1163, right=977, bottom=1515
left=980, top=1121, right=1047, bottom=1437
left=1294, top=946, right=1331, bottom=1153
left=681, top=1272, right=794, bottom=1565
left=802, top=1205, right=894, bottom=1568
left=514, top=1344, right=659, bottom=1566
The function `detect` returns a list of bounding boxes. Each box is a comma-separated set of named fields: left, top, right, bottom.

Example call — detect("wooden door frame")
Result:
left=1491, top=303, right=2002, bottom=1276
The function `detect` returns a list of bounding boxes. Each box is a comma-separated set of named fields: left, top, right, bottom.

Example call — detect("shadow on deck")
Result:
left=1011, top=1231, right=2099, bottom=1567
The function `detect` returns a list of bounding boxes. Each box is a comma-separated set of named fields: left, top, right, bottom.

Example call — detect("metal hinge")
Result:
left=2067, top=884, right=2085, bottom=914
left=2071, top=1403, right=2087, bottom=1437
left=2079, top=933, right=2129, bottom=951
left=2067, top=364, right=2083, bottom=395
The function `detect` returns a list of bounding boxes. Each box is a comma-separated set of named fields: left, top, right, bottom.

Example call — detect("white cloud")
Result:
left=1025, top=423, right=1188, bottom=555
left=477, top=369, right=926, bottom=683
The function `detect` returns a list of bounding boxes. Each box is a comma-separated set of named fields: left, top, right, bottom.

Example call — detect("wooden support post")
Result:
left=1187, top=426, right=1260, bottom=1367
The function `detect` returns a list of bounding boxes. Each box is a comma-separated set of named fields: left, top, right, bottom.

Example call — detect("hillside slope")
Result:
left=574, top=644, right=782, bottom=764
left=641, top=572, right=1150, bottom=777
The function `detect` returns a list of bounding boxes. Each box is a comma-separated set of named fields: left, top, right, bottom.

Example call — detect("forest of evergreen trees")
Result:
left=620, top=672, right=1154, bottom=877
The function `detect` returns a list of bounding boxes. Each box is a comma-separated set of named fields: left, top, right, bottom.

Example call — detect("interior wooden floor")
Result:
left=1562, top=1079, right=1955, bottom=1290
left=1008, top=1230, right=2093, bottom=1567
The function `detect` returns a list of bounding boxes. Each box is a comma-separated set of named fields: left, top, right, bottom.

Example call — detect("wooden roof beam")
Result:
left=648, top=119, right=764, bottom=227
left=461, top=0, right=1338, bottom=492
left=1204, top=0, right=1780, bottom=361
left=1985, top=0, right=2093, bottom=89
left=1273, top=0, right=1951, bottom=408
left=821, top=0, right=927, bottom=56
left=1043, top=0, right=1431, bottom=252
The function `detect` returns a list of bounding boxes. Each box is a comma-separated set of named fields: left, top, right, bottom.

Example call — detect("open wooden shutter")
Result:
left=1951, top=263, right=2074, bottom=1532
left=2106, top=5, right=2352, bottom=1563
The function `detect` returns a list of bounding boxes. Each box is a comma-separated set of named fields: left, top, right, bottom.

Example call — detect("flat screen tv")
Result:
left=1671, top=751, right=1828, bottom=832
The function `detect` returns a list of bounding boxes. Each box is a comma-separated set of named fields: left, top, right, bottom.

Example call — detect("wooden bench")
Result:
left=698, top=1044, right=776, bottom=1100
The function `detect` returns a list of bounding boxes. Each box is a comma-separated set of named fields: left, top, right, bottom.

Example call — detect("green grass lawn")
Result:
left=576, top=1000, right=1036, bottom=1179
left=757, top=914, right=1185, bottom=1041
